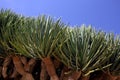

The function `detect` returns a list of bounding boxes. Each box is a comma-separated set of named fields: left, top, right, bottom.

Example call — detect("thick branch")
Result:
left=40, top=61, right=48, bottom=80
left=2, top=56, right=12, bottom=78
left=24, top=58, right=36, bottom=73
left=43, top=57, right=59, bottom=80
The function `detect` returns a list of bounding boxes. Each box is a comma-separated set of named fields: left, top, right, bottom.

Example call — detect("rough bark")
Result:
left=60, top=66, right=81, bottom=80
left=10, top=67, right=19, bottom=78
left=43, top=57, right=59, bottom=80
left=116, top=76, right=120, bottom=80
left=68, top=71, right=81, bottom=80
left=12, top=56, right=26, bottom=75
left=60, top=66, right=69, bottom=80
left=104, top=72, right=117, bottom=80
left=24, top=58, right=36, bottom=73
left=20, top=56, right=27, bottom=66
left=40, top=61, right=48, bottom=80
left=53, top=59, right=61, bottom=69
left=20, top=72, right=34, bottom=80
left=12, top=56, right=34, bottom=80
left=80, top=76, right=89, bottom=80
left=98, top=72, right=118, bottom=80
left=2, top=56, right=12, bottom=78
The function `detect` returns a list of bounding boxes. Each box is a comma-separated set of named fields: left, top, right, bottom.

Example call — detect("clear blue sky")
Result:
left=0, top=0, right=120, bottom=34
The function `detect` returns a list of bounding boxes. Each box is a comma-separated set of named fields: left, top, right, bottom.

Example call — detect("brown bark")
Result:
left=104, top=72, right=117, bottom=80
left=109, top=75, right=117, bottom=80
left=98, top=72, right=118, bottom=80
left=53, top=59, right=61, bottom=69
left=60, top=66, right=81, bottom=80
left=10, top=67, right=19, bottom=78
left=20, top=56, right=27, bottom=65
left=40, top=61, right=48, bottom=80
left=116, top=76, right=120, bottom=80
left=24, top=58, right=36, bottom=73
left=20, top=72, right=34, bottom=80
left=12, top=56, right=26, bottom=75
left=2, top=56, right=12, bottom=78
left=80, top=76, right=89, bottom=80
left=43, top=57, right=59, bottom=80
left=68, top=71, right=81, bottom=80
left=60, top=66, right=69, bottom=80
left=12, top=56, right=34, bottom=80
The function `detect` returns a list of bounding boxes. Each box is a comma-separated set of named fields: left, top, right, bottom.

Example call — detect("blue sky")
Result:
left=0, top=0, right=120, bottom=34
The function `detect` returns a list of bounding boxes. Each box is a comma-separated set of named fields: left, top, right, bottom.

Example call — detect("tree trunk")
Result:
left=40, top=61, right=48, bottom=80
left=60, top=66, right=81, bottom=80
left=60, top=66, right=69, bottom=80
left=43, top=57, right=59, bottom=80
left=99, top=72, right=117, bottom=80
left=81, top=76, right=89, bottom=80
left=20, top=56, right=27, bottom=66
left=10, top=67, right=19, bottom=78
left=12, top=56, right=34, bottom=80
left=2, top=56, right=12, bottom=78
left=68, top=71, right=81, bottom=80
left=116, top=76, right=120, bottom=80
left=53, top=59, right=61, bottom=69
left=104, top=72, right=117, bottom=80
left=24, top=58, right=36, bottom=73
left=12, top=56, right=26, bottom=75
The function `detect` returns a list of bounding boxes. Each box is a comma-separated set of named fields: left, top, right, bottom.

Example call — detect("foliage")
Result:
left=0, top=9, right=120, bottom=80
left=56, top=26, right=115, bottom=76
left=0, top=9, right=23, bottom=56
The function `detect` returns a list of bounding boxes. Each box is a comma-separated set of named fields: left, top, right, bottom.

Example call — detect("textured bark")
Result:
left=81, top=76, right=89, bottom=80
left=20, top=56, right=27, bottom=66
left=60, top=69, right=64, bottom=80
left=10, top=67, right=19, bottom=78
left=60, top=66, right=81, bottom=80
left=24, top=58, right=36, bottom=73
left=98, top=72, right=118, bottom=80
left=116, top=76, right=120, bottom=80
left=20, top=72, right=34, bottom=80
left=68, top=71, right=81, bottom=80
left=60, top=66, right=69, bottom=80
left=104, top=72, right=117, bottom=80
left=2, top=56, right=12, bottom=78
left=12, top=56, right=26, bottom=75
left=12, top=56, right=34, bottom=80
left=40, top=61, right=48, bottom=80
left=109, top=75, right=117, bottom=80
left=53, top=59, right=61, bottom=69
left=43, top=57, right=59, bottom=80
